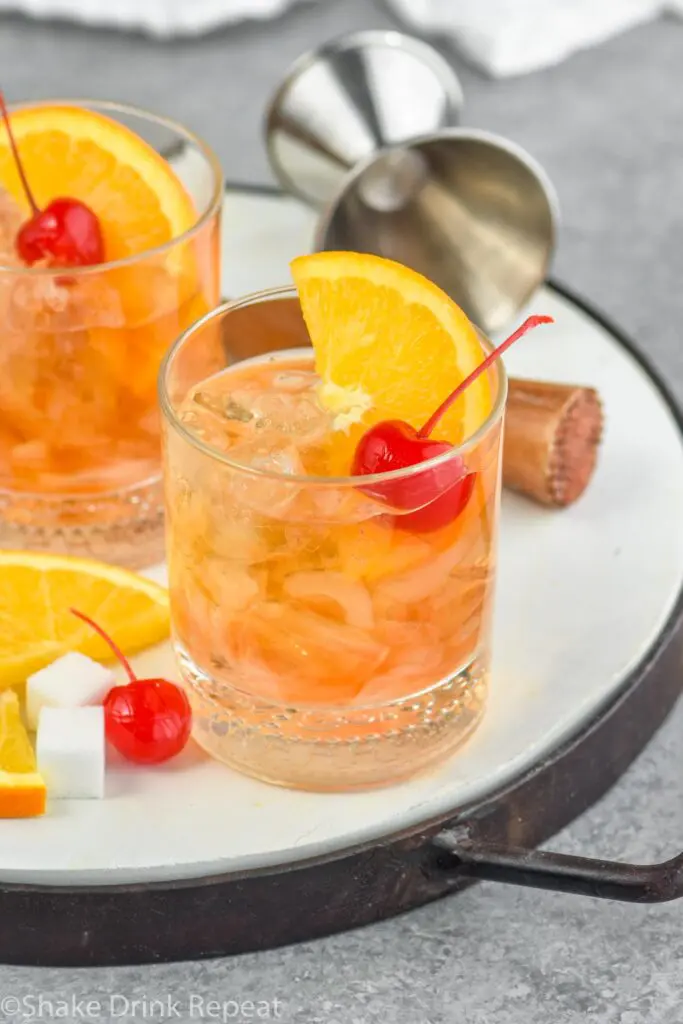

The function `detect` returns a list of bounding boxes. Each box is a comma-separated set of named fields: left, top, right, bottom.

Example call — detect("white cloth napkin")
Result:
left=0, top=0, right=314, bottom=36
left=0, top=0, right=678, bottom=76
left=385, top=0, right=666, bottom=77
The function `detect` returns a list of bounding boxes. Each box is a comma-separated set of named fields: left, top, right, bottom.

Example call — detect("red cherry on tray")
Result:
left=0, top=92, right=104, bottom=267
left=352, top=315, right=554, bottom=533
left=70, top=609, right=191, bottom=765
left=103, top=679, right=192, bottom=767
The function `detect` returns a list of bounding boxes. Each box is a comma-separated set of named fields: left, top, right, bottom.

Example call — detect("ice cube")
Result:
left=228, top=444, right=304, bottom=519
left=234, top=602, right=389, bottom=699
left=0, top=321, right=123, bottom=448
left=27, top=652, right=115, bottom=730
left=196, top=560, right=260, bottom=611
left=352, top=647, right=447, bottom=705
left=0, top=192, right=25, bottom=325
left=36, top=706, right=105, bottom=799
left=227, top=450, right=301, bottom=520
left=0, top=332, right=61, bottom=440
left=7, top=273, right=125, bottom=333
left=248, top=390, right=331, bottom=444
left=114, top=264, right=180, bottom=327
left=283, top=571, right=375, bottom=629
left=178, top=391, right=255, bottom=450
left=305, top=485, right=385, bottom=525
left=375, top=530, right=483, bottom=604
left=180, top=366, right=333, bottom=454
left=272, top=370, right=320, bottom=393
left=195, top=391, right=254, bottom=423
left=52, top=333, right=121, bottom=443
left=249, top=448, right=302, bottom=476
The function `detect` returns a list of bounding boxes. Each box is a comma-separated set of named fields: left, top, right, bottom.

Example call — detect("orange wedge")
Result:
left=0, top=690, right=44, bottom=818
left=0, top=103, right=197, bottom=260
left=0, top=771, right=46, bottom=818
left=0, top=551, right=169, bottom=689
left=0, top=690, right=36, bottom=771
left=290, top=252, right=492, bottom=466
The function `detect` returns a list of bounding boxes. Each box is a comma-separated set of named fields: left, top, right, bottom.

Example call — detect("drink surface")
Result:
left=168, top=350, right=501, bottom=708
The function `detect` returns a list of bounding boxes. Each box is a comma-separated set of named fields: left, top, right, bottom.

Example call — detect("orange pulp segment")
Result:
left=290, top=252, right=493, bottom=471
left=0, top=103, right=197, bottom=260
left=0, top=771, right=46, bottom=818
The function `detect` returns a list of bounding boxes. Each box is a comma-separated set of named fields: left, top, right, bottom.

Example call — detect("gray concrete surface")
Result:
left=1, top=3, right=683, bottom=1021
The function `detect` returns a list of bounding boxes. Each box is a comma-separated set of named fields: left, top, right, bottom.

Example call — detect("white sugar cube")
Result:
left=36, top=706, right=105, bottom=799
left=27, top=652, right=115, bottom=730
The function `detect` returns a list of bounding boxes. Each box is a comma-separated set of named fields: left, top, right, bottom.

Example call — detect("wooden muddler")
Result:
left=503, top=378, right=603, bottom=507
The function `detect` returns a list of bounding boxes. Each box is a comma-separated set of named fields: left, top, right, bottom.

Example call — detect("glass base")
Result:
left=0, top=482, right=165, bottom=570
left=177, top=645, right=489, bottom=792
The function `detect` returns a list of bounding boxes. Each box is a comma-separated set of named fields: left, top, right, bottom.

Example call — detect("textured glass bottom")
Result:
left=177, top=644, right=489, bottom=791
left=0, top=481, right=165, bottom=569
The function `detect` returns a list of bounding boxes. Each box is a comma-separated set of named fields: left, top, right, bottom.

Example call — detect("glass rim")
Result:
left=159, top=284, right=509, bottom=488
left=0, top=98, right=223, bottom=277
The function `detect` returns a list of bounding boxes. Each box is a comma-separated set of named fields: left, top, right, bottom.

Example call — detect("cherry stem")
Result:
left=0, top=91, right=39, bottom=215
left=418, top=315, right=554, bottom=439
left=70, top=608, right=137, bottom=684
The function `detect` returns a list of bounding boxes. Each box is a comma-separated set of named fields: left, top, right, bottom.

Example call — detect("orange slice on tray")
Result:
left=0, top=771, right=46, bottom=818
left=0, top=690, right=44, bottom=818
left=0, top=551, right=169, bottom=689
left=0, top=103, right=197, bottom=260
left=290, top=252, right=492, bottom=464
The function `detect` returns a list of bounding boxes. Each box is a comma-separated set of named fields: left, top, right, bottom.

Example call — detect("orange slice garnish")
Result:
left=0, top=103, right=197, bottom=260
left=290, top=253, right=492, bottom=464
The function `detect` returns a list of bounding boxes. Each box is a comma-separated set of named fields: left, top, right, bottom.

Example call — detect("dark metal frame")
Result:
left=1, top=217, right=682, bottom=963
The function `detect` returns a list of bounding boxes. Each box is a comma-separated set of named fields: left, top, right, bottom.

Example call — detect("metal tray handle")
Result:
left=431, top=830, right=683, bottom=903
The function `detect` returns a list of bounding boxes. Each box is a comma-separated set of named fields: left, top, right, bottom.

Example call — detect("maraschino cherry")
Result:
left=71, top=609, right=192, bottom=766
left=0, top=92, right=104, bottom=267
left=352, top=315, right=554, bottom=533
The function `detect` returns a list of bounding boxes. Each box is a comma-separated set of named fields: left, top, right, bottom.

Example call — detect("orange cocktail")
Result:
left=162, top=255, right=507, bottom=791
left=0, top=100, right=221, bottom=566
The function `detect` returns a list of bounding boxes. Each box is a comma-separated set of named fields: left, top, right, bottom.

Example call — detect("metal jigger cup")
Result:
left=314, top=129, right=559, bottom=335
left=264, top=29, right=465, bottom=208
left=265, top=32, right=558, bottom=334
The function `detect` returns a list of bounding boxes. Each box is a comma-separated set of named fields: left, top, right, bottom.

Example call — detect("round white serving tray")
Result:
left=2, top=186, right=683, bottom=888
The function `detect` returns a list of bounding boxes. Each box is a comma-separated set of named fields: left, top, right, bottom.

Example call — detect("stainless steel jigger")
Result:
left=314, top=129, right=559, bottom=335
left=265, top=31, right=558, bottom=334
left=265, top=30, right=464, bottom=207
